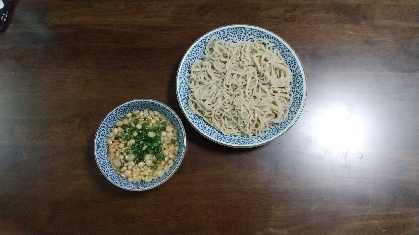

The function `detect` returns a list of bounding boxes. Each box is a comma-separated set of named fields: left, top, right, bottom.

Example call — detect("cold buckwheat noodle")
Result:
left=188, top=36, right=293, bottom=137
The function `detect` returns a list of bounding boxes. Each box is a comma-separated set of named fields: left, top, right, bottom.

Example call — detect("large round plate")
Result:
left=94, top=100, right=187, bottom=191
left=176, top=25, right=306, bottom=148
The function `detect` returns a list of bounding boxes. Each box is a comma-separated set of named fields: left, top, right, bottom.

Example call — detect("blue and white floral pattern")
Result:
left=176, top=25, right=307, bottom=148
left=94, top=100, right=187, bottom=191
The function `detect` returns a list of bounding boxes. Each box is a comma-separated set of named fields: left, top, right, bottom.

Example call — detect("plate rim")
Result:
left=176, top=24, right=307, bottom=148
left=94, top=99, right=187, bottom=191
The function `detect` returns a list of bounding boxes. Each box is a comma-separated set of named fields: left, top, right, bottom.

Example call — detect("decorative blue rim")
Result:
left=94, top=100, right=187, bottom=191
left=176, top=25, right=306, bottom=148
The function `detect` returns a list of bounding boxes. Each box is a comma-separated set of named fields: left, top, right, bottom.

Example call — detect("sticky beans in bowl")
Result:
left=107, top=110, right=179, bottom=182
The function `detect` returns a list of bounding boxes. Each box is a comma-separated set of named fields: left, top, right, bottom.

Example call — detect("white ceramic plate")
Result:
left=176, top=25, right=306, bottom=148
left=94, top=100, right=186, bottom=191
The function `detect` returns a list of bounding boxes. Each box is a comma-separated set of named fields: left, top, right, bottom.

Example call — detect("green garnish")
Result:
left=108, top=110, right=180, bottom=182
left=115, top=119, right=167, bottom=168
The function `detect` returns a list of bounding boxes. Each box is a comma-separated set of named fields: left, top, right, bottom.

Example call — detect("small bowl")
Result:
left=176, top=24, right=306, bottom=148
left=94, top=99, right=187, bottom=191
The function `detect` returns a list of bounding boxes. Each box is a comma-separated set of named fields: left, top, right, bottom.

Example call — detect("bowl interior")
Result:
left=177, top=25, right=306, bottom=148
left=94, top=100, right=186, bottom=191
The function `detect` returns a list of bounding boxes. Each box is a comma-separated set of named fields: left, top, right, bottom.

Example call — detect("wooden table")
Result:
left=1, top=1, right=418, bottom=234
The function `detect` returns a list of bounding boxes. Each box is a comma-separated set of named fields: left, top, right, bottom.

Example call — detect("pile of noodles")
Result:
left=188, top=37, right=292, bottom=137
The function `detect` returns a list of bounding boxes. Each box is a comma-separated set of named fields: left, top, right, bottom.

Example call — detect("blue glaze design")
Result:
left=94, top=100, right=187, bottom=191
left=176, top=25, right=306, bottom=148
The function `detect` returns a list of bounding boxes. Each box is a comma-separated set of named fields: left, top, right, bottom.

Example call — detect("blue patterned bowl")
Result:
left=94, top=100, right=187, bottom=191
left=176, top=25, right=306, bottom=148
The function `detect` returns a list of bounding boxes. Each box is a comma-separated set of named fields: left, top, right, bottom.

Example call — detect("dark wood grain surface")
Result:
left=1, top=1, right=418, bottom=234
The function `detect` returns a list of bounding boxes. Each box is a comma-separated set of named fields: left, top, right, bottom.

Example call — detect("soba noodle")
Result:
left=188, top=37, right=292, bottom=137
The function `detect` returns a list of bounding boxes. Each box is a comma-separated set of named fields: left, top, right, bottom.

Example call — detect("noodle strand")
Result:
left=188, top=37, right=292, bottom=137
